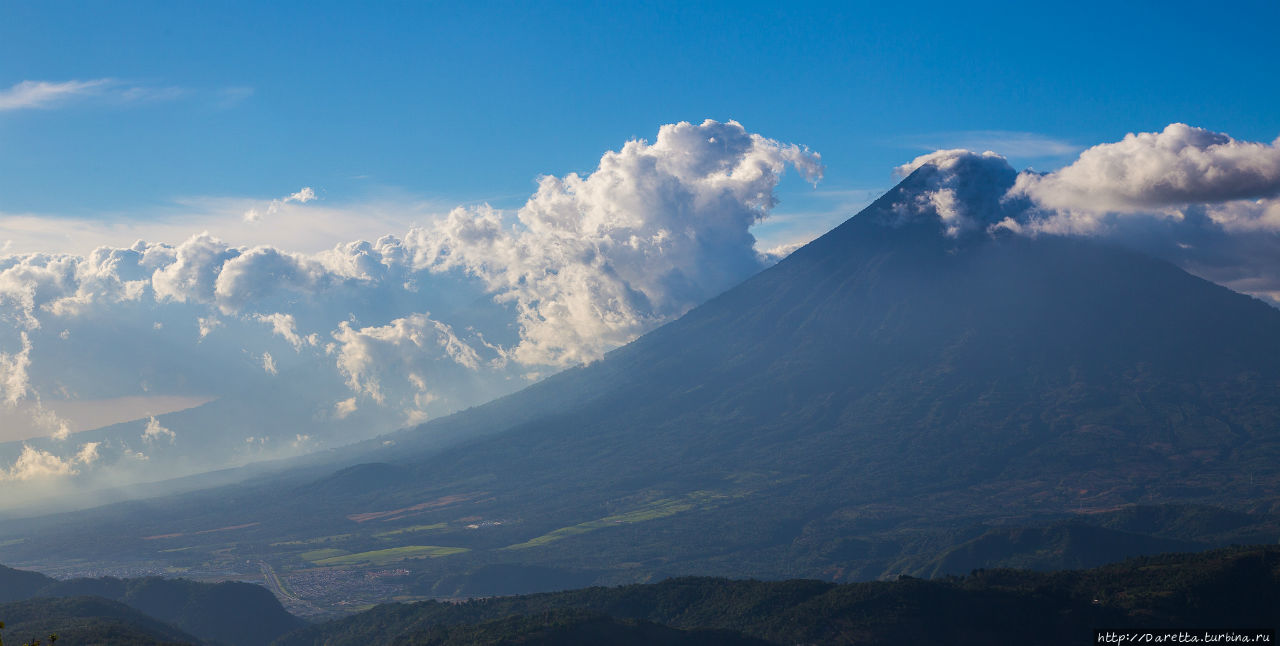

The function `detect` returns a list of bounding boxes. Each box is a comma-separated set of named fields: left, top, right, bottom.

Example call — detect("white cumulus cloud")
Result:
left=0, top=120, right=821, bottom=486
left=75, top=441, right=101, bottom=464
left=142, top=416, right=176, bottom=444
left=333, top=397, right=358, bottom=419
left=410, top=119, right=822, bottom=365
left=331, top=313, right=489, bottom=420
left=254, top=313, right=318, bottom=350
left=244, top=187, right=318, bottom=222
left=1011, top=123, right=1280, bottom=215
left=0, top=332, right=32, bottom=405
left=1, top=441, right=101, bottom=481
left=891, top=149, right=1019, bottom=237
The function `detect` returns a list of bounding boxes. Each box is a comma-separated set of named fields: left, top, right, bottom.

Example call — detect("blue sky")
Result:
left=4, top=1, right=1278, bottom=232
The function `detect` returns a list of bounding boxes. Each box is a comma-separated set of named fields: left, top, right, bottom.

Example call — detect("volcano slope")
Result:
left=4, top=158, right=1279, bottom=593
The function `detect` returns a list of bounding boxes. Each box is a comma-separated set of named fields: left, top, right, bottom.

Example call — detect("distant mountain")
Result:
left=274, top=545, right=1280, bottom=646
left=3, top=160, right=1280, bottom=603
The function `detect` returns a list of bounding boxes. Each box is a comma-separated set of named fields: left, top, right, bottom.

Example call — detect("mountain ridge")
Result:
left=2, top=163, right=1278, bottom=607
left=0, top=564, right=303, bottom=645
left=272, top=545, right=1280, bottom=646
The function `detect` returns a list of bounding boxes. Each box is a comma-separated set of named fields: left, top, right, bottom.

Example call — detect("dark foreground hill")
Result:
left=3, top=159, right=1280, bottom=602
left=0, top=596, right=198, bottom=645
left=274, top=545, right=1280, bottom=646
left=0, top=564, right=302, bottom=645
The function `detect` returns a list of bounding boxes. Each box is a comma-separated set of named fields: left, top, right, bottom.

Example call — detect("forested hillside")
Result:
left=276, top=545, right=1280, bottom=646
left=0, top=565, right=301, bottom=645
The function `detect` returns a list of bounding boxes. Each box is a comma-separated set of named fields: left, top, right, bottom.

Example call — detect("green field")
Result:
left=502, top=491, right=726, bottom=550
left=313, top=545, right=470, bottom=566
left=270, top=534, right=354, bottom=547
left=373, top=523, right=448, bottom=538
left=300, top=548, right=350, bottom=562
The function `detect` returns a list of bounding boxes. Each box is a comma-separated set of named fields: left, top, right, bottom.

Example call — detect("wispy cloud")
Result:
left=0, top=79, right=113, bottom=110
left=215, top=86, right=254, bottom=109
left=0, top=190, right=449, bottom=256
left=899, top=130, right=1081, bottom=159
left=0, top=79, right=242, bottom=112
left=114, top=85, right=189, bottom=104
left=243, top=187, right=317, bottom=222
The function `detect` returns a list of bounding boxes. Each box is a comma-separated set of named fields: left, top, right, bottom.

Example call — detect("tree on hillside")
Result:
left=0, top=623, right=57, bottom=646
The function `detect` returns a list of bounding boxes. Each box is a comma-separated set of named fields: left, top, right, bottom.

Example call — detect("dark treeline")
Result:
left=276, top=545, right=1280, bottom=646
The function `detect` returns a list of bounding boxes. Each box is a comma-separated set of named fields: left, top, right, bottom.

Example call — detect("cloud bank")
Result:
left=0, top=119, right=821, bottom=495
left=13, top=118, right=1275, bottom=501
left=1011, top=123, right=1280, bottom=215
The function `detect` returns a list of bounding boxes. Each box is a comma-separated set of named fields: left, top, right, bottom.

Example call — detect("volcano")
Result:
left=5, top=154, right=1280, bottom=590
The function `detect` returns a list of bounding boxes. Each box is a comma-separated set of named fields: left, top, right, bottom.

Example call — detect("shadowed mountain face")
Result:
left=363, top=165, right=1280, bottom=517
left=3, top=163, right=1279, bottom=589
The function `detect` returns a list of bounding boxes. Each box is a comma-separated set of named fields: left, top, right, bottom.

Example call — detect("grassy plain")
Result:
left=313, top=545, right=471, bottom=566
